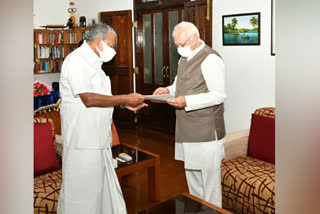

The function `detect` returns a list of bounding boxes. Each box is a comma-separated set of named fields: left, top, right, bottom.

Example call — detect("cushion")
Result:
left=248, top=113, right=275, bottom=163
left=221, top=156, right=275, bottom=214
left=34, top=117, right=55, bottom=142
left=224, top=129, right=249, bottom=161
left=34, top=122, right=59, bottom=176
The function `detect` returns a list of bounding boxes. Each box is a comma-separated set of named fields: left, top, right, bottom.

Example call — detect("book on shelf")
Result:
left=39, top=33, right=43, bottom=44
left=82, top=31, right=89, bottom=40
left=69, top=33, right=77, bottom=44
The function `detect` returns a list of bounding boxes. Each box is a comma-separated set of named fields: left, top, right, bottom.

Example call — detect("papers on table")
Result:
left=143, top=94, right=175, bottom=103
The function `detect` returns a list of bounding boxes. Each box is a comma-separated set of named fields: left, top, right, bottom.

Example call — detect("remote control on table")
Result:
left=118, top=153, right=132, bottom=162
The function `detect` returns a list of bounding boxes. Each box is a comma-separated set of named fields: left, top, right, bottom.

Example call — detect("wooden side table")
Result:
left=112, top=143, right=160, bottom=202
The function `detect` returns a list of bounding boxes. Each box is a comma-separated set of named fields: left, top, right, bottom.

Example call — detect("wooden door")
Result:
left=184, top=0, right=212, bottom=46
left=135, top=7, right=184, bottom=133
left=99, top=10, right=134, bottom=127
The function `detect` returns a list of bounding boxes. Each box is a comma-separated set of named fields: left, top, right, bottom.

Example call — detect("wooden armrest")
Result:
left=55, top=134, right=63, bottom=157
left=224, top=129, right=250, bottom=161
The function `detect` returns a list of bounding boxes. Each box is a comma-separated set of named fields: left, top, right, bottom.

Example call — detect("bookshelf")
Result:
left=34, top=27, right=91, bottom=74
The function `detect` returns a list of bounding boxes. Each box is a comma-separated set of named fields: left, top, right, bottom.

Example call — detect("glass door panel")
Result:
left=143, top=14, right=152, bottom=83
left=169, top=11, right=180, bottom=84
left=154, top=13, right=164, bottom=85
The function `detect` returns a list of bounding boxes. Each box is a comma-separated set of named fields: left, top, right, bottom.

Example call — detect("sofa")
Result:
left=33, top=99, right=120, bottom=214
left=33, top=101, right=62, bottom=214
left=221, top=107, right=275, bottom=214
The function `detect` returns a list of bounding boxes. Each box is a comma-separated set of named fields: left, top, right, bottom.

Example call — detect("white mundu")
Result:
left=167, top=40, right=227, bottom=207
left=57, top=41, right=126, bottom=214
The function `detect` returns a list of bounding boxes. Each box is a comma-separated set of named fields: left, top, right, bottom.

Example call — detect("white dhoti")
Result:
left=57, top=147, right=126, bottom=214
left=175, top=137, right=225, bottom=207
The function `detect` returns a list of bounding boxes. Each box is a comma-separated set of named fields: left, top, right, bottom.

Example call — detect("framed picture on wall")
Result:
left=223, top=12, right=261, bottom=46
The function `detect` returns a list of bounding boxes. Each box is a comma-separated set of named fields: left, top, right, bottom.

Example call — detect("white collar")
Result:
left=81, top=40, right=102, bottom=65
left=187, top=40, right=206, bottom=61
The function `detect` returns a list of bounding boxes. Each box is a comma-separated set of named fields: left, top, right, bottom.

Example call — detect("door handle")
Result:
left=162, top=66, right=166, bottom=78
left=165, top=66, right=169, bottom=78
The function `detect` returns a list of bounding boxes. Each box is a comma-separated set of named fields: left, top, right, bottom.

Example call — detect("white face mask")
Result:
left=177, top=35, right=199, bottom=58
left=96, top=40, right=116, bottom=62
left=177, top=45, right=192, bottom=57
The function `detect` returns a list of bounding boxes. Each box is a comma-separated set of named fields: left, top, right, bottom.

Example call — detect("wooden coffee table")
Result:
left=112, top=143, right=160, bottom=202
left=137, top=192, right=232, bottom=214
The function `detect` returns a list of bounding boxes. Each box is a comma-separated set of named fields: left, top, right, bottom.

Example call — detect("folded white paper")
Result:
left=144, top=94, right=175, bottom=103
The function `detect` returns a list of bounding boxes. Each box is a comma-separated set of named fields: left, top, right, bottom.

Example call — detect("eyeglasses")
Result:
left=107, top=43, right=115, bottom=49
left=175, top=35, right=194, bottom=48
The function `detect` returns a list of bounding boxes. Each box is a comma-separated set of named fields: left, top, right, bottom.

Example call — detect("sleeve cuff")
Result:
left=184, top=95, right=192, bottom=112
left=167, top=86, right=175, bottom=96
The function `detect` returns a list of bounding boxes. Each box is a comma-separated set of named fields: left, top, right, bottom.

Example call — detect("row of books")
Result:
left=37, top=46, right=65, bottom=59
left=38, top=32, right=64, bottom=44
left=38, top=60, right=63, bottom=73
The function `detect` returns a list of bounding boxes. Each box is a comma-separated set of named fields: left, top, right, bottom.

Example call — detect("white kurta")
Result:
left=58, top=41, right=126, bottom=214
left=167, top=41, right=227, bottom=207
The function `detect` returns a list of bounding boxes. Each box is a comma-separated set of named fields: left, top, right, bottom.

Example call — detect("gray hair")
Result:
left=172, top=21, right=199, bottom=39
left=86, top=22, right=117, bottom=42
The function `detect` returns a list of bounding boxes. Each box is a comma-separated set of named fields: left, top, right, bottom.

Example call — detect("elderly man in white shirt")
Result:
left=57, top=23, right=147, bottom=214
left=153, top=21, right=227, bottom=207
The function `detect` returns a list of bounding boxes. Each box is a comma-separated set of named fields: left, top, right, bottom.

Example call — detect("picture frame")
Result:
left=222, top=12, right=261, bottom=46
left=271, top=0, right=276, bottom=55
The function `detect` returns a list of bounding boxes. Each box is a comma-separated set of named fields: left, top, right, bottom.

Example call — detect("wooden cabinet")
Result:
left=33, top=27, right=91, bottom=74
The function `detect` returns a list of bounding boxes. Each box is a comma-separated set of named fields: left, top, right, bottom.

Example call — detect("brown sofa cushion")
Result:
left=221, top=156, right=275, bottom=214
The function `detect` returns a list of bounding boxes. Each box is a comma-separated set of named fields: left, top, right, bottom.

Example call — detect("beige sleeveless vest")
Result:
left=175, top=45, right=226, bottom=142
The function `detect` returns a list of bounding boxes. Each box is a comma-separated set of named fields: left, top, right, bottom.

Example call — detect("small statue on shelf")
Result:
left=67, top=17, right=74, bottom=29
left=67, top=1, right=77, bottom=29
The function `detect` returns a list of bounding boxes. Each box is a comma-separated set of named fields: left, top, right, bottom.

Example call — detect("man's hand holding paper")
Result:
left=167, top=96, right=186, bottom=108
left=149, top=87, right=186, bottom=108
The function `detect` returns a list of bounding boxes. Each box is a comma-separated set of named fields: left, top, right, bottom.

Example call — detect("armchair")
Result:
left=221, top=107, right=275, bottom=214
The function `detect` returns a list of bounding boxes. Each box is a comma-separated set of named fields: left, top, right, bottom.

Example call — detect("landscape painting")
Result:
left=223, top=13, right=260, bottom=45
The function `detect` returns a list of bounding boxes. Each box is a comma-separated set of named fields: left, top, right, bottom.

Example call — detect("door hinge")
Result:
left=134, top=67, right=139, bottom=75
left=206, top=0, right=210, bottom=21
left=132, top=21, right=138, bottom=29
